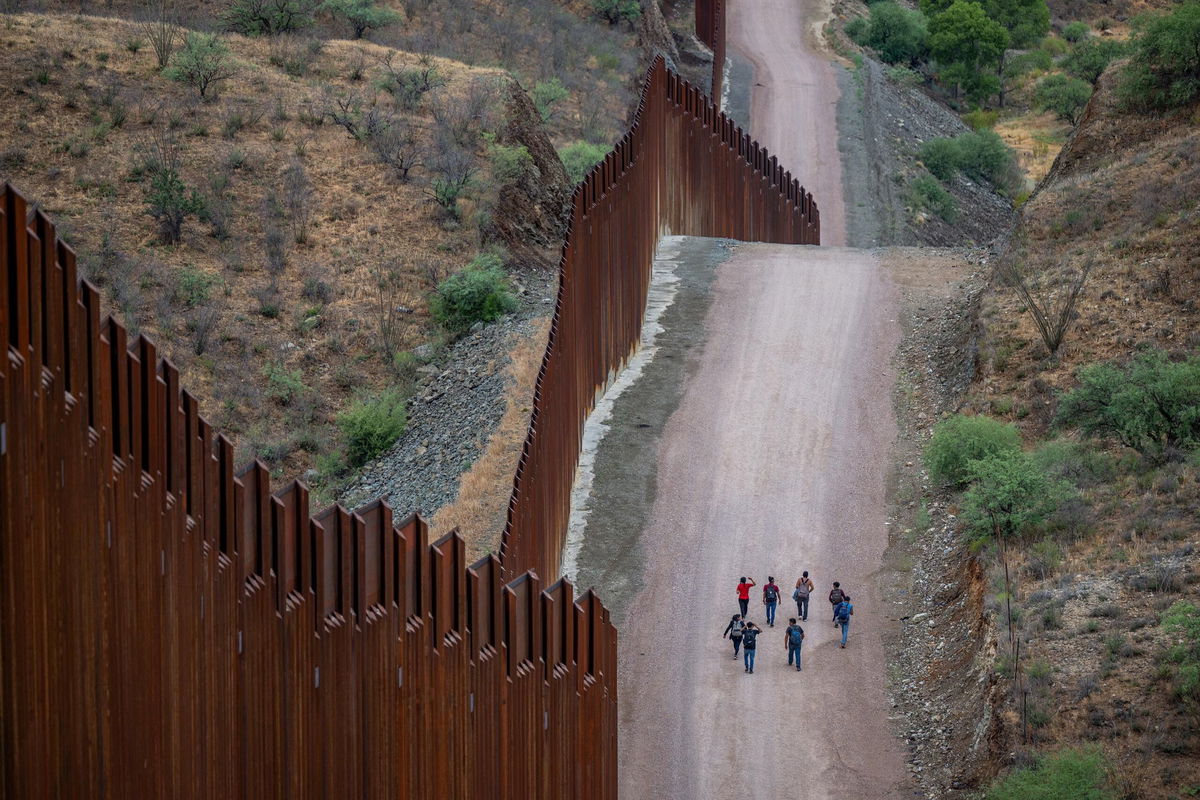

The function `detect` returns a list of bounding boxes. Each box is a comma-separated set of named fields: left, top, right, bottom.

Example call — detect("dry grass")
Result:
left=995, top=111, right=1070, bottom=187
left=0, top=12, right=509, bottom=484
left=431, top=316, right=550, bottom=560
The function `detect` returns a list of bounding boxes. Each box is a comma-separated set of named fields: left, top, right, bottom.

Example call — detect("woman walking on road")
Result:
left=736, top=576, right=756, bottom=618
left=723, top=613, right=746, bottom=658
left=741, top=622, right=762, bottom=673
left=793, top=571, right=814, bottom=620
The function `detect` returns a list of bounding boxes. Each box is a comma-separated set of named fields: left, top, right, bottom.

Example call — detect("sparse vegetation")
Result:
left=558, top=140, right=608, bottom=184
left=165, top=33, right=237, bottom=99
left=984, top=747, right=1115, bottom=800
left=591, top=0, right=641, bottom=25
left=919, top=130, right=1021, bottom=194
left=1162, top=601, right=1200, bottom=707
left=909, top=173, right=958, bottom=221
left=338, top=388, right=408, bottom=468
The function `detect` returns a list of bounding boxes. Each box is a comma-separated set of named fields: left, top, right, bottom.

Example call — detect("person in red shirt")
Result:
left=736, top=576, right=756, bottom=618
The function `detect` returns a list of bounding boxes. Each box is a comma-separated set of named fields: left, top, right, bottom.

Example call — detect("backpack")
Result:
left=741, top=628, right=759, bottom=648
left=764, top=585, right=779, bottom=603
left=829, top=588, right=845, bottom=605
left=788, top=626, right=804, bottom=647
left=730, top=619, right=745, bottom=638
left=795, top=582, right=811, bottom=599
left=835, top=601, right=851, bottom=622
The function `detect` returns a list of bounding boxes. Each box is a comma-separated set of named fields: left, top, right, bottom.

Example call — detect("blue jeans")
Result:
left=731, top=636, right=742, bottom=656
left=788, top=644, right=802, bottom=669
left=765, top=601, right=777, bottom=625
left=796, top=596, right=809, bottom=619
left=839, top=620, right=850, bottom=646
left=744, top=647, right=757, bottom=671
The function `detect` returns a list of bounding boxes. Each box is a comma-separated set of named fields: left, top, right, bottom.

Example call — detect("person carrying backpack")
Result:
left=835, top=598, right=854, bottom=648
left=762, top=576, right=781, bottom=627
left=736, top=576, right=756, bottom=619
left=828, top=582, right=846, bottom=626
left=722, top=613, right=746, bottom=658
left=784, top=617, right=805, bottom=671
left=741, top=622, right=762, bottom=674
left=793, top=571, right=814, bottom=620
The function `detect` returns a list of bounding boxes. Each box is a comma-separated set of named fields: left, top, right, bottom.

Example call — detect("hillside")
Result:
left=0, top=12, right=569, bottom=509
left=923, top=63, right=1200, bottom=797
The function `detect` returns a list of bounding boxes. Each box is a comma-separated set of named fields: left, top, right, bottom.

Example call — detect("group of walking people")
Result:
left=722, top=574, right=855, bottom=674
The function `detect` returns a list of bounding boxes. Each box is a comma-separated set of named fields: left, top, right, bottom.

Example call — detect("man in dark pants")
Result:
left=736, top=576, right=756, bottom=619
left=742, top=622, right=762, bottom=674
left=794, top=571, right=813, bottom=620
left=722, top=613, right=746, bottom=658
left=784, top=617, right=805, bottom=671
left=829, top=581, right=847, bottom=626
left=762, top=576, right=781, bottom=627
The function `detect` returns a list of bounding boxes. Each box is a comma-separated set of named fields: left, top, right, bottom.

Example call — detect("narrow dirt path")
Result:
left=607, top=2, right=913, bottom=797
left=728, top=0, right=847, bottom=246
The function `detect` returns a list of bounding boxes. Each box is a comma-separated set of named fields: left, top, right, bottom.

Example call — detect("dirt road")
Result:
left=728, top=0, right=847, bottom=246
left=603, top=1, right=911, bottom=797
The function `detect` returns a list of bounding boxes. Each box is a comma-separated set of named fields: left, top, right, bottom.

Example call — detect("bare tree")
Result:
left=378, top=52, right=445, bottom=111
left=425, top=140, right=477, bottom=221
left=139, top=0, right=181, bottom=69
left=430, top=76, right=502, bottom=148
left=281, top=159, right=313, bottom=243
left=996, top=258, right=1092, bottom=356
left=368, top=259, right=409, bottom=355
left=367, top=119, right=423, bottom=181
left=187, top=306, right=221, bottom=355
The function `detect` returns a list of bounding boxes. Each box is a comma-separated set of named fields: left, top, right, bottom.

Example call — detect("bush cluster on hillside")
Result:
left=984, top=747, right=1114, bottom=800
left=338, top=388, right=408, bottom=469
left=1119, top=0, right=1200, bottom=110
left=919, top=130, right=1022, bottom=195
left=430, top=252, right=518, bottom=335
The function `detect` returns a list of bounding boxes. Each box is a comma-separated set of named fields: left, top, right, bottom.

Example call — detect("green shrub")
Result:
left=962, top=450, right=1071, bottom=543
left=1162, top=601, right=1200, bottom=704
left=531, top=77, right=569, bottom=123
left=338, top=388, right=407, bottom=468
left=320, top=0, right=400, bottom=39
left=592, top=0, right=641, bottom=24
left=489, top=143, right=533, bottom=183
left=1063, top=38, right=1128, bottom=83
left=558, top=140, right=609, bottom=184
left=1061, top=21, right=1090, bottom=42
left=173, top=266, right=218, bottom=308
left=845, top=16, right=869, bottom=44
left=909, top=174, right=958, bottom=221
left=1031, top=439, right=1116, bottom=487
left=222, top=0, right=315, bottom=36
left=145, top=168, right=205, bottom=244
left=887, top=64, right=924, bottom=87
left=963, top=108, right=999, bottom=130
left=1055, top=349, right=1200, bottom=462
left=1035, top=73, right=1093, bottom=124
left=861, top=2, right=929, bottom=66
left=1119, top=1, right=1200, bottom=110
left=262, top=363, right=308, bottom=406
left=927, top=0, right=1009, bottom=104
left=925, top=414, right=1022, bottom=487
left=430, top=254, right=518, bottom=334
left=164, top=33, right=237, bottom=99
left=920, top=137, right=961, bottom=180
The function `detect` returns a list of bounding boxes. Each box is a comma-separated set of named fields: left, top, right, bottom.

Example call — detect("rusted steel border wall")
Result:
left=0, top=183, right=617, bottom=797
left=500, top=57, right=819, bottom=582
left=695, top=0, right=727, bottom=97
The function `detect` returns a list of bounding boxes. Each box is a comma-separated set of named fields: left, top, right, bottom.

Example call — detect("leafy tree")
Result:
left=924, top=413, right=1022, bottom=487
left=592, top=0, right=641, bottom=25
left=222, top=0, right=315, bottom=36
left=558, top=141, right=609, bottom=184
left=1054, top=350, right=1200, bottom=462
left=983, top=0, right=1048, bottom=49
left=962, top=450, right=1069, bottom=543
left=1162, top=601, right=1200, bottom=706
left=1062, top=38, right=1128, bottom=83
left=1061, top=21, right=1090, bottom=42
left=928, top=0, right=1009, bottom=103
left=430, top=253, right=518, bottom=334
left=165, top=33, right=237, bottom=99
left=320, top=0, right=401, bottom=39
left=532, top=78, right=569, bottom=123
left=1035, top=73, right=1092, bottom=123
left=985, top=747, right=1115, bottom=800
left=338, top=388, right=407, bottom=468
left=845, top=16, right=869, bottom=45
left=861, top=2, right=929, bottom=66
left=1119, top=1, right=1200, bottom=110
